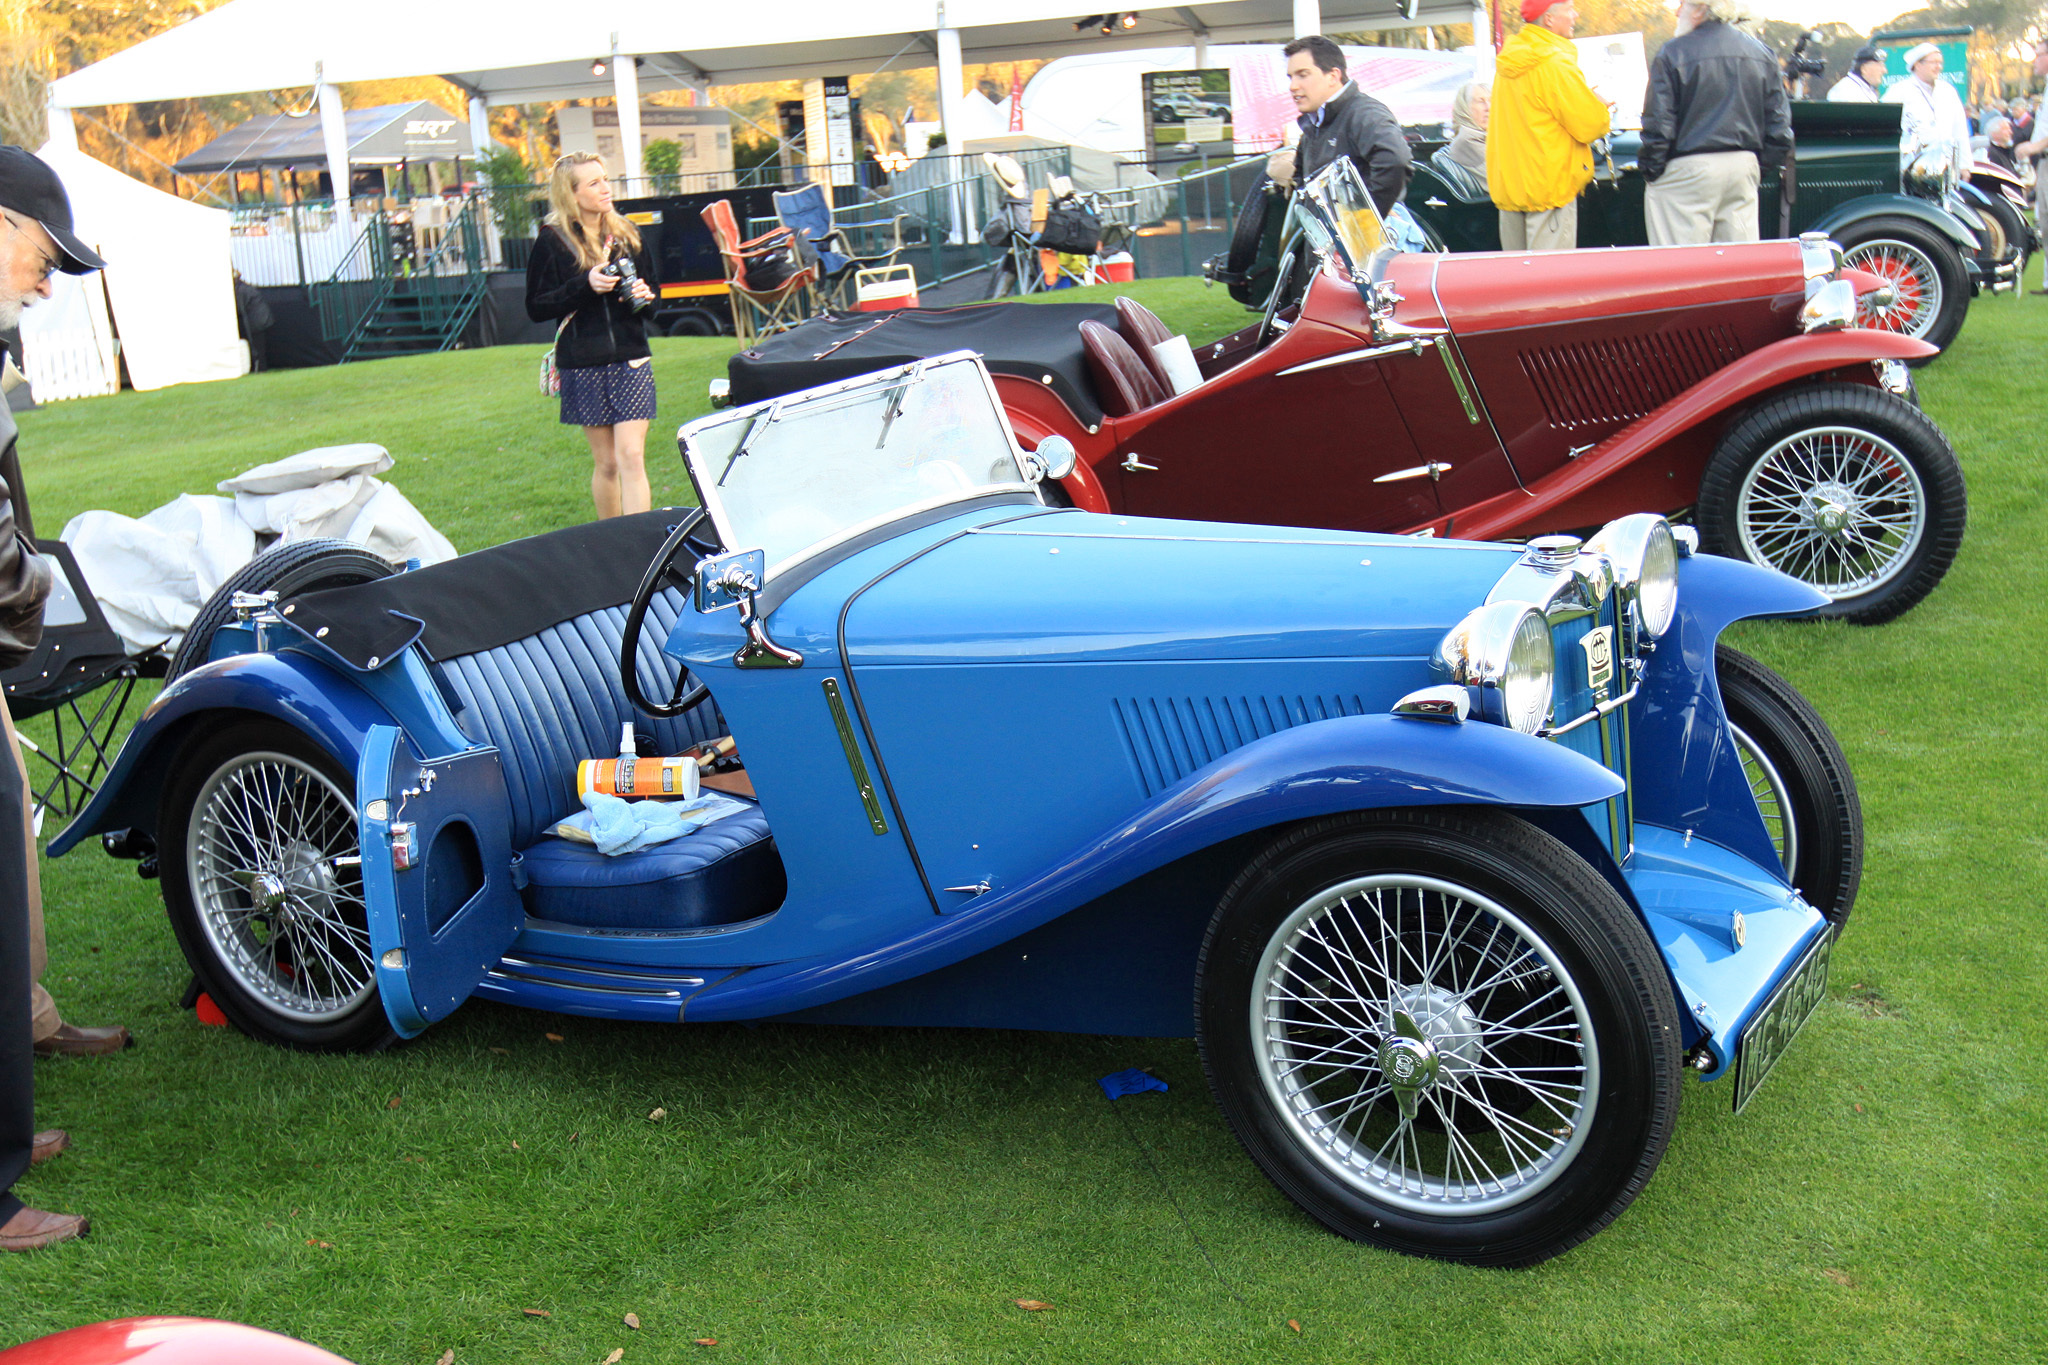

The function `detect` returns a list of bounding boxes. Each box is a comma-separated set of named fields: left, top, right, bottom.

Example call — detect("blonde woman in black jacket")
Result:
left=525, top=152, right=659, bottom=519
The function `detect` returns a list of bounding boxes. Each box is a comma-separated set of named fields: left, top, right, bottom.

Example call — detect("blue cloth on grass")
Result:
left=559, top=789, right=749, bottom=856
left=1099, top=1068, right=1169, bottom=1100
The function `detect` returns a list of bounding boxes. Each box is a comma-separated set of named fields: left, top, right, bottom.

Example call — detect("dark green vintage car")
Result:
left=1404, top=102, right=2006, bottom=356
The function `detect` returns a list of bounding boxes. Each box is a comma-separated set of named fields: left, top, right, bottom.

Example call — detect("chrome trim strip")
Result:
left=1538, top=678, right=1641, bottom=738
left=497, top=956, right=707, bottom=987
left=965, top=528, right=1506, bottom=549
left=823, top=677, right=889, bottom=835
left=486, top=968, right=687, bottom=998
left=1277, top=340, right=1425, bottom=377
left=1426, top=258, right=1522, bottom=489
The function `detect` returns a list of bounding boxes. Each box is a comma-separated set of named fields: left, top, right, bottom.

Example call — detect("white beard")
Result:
left=0, top=295, right=22, bottom=332
left=1674, top=10, right=1698, bottom=35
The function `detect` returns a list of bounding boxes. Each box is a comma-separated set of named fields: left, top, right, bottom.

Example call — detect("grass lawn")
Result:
left=3, top=279, right=2044, bottom=1363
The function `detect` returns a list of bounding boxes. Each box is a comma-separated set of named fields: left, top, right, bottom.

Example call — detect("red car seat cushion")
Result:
left=1114, top=296, right=1177, bottom=394
left=1080, top=318, right=1167, bottom=417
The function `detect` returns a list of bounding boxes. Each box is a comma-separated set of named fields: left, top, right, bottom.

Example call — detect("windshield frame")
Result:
left=1296, top=158, right=1398, bottom=300
left=678, top=350, right=1045, bottom=583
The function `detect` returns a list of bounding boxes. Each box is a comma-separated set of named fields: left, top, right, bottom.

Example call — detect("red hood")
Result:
left=1416, top=242, right=1807, bottom=335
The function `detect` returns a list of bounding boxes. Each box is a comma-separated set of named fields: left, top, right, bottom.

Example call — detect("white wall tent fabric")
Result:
left=25, top=148, right=245, bottom=395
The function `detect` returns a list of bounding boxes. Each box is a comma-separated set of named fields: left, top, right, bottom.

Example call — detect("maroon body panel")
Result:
left=995, top=239, right=1929, bottom=542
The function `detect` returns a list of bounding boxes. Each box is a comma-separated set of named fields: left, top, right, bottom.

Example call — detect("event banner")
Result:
left=1875, top=28, right=1971, bottom=97
left=1143, top=70, right=1233, bottom=163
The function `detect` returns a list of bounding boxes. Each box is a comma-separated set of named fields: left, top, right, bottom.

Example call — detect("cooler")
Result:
left=855, top=264, right=920, bottom=312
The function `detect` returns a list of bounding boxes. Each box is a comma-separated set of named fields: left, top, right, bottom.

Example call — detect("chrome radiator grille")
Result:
left=1546, top=597, right=1634, bottom=861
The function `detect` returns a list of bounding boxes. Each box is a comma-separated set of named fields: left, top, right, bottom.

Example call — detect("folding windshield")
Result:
left=1297, top=158, right=1392, bottom=287
left=681, top=352, right=1035, bottom=578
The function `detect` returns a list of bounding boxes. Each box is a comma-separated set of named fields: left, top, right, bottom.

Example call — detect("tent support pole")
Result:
left=317, top=70, right=352, bottom=228
left=1292, top=0, right=1320, bottom=37
left=612, top=40, right=644, bottom=191
left=44, top=102, right=78, bottom=152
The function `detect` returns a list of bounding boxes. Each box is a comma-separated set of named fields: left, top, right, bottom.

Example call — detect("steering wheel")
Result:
left=621, top=508, right=723, bottom=718
left=1254, top=241, right=1299, bottom=351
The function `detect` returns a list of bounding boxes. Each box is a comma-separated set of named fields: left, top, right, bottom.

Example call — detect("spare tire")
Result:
left=1209, top=175, right=1285, bottom=308
left=168, top=539, right=395, bottom=682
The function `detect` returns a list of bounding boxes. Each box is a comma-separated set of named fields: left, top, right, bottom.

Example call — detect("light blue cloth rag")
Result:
left=560, top=789, right=750, bottom=856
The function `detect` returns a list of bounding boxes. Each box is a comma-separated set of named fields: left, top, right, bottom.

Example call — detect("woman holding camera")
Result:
left=526, top=151, right=658, bottom=519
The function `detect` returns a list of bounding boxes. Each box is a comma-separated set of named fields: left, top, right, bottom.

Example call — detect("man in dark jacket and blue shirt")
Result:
left=1286, top=35, right=1412, bottom=216
left=1640, top=0, right=1792, bottom=244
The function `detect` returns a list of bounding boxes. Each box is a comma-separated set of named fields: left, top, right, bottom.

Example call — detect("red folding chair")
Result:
left=700, top=199, right=818, bottom=343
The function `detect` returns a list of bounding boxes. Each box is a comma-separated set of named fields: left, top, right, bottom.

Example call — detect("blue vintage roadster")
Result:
left=57, top=352, right=1860, bottom=1266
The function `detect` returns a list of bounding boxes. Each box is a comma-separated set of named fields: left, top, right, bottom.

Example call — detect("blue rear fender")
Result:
left=48, top=650, right=400, bottom=857
left=681, top=712, right=1624, bottom=1021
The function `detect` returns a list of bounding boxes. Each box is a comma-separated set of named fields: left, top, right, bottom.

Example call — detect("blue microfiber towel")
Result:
left=560, top=789, right=749, bottom=856
left=1098, top=1068, right=1169, bottom=1100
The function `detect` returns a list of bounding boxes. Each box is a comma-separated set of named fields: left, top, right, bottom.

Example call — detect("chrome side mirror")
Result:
left=1022, top=434, right=1078, bottom=484
left=693, top=548, right=802, bottom=670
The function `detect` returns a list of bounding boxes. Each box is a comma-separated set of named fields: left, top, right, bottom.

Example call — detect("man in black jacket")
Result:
left=1286, top=35, right=1412, bottom=216
left=0, top=145, right=111, bottom=1252
left=1639, top=0, right=1792, bottom=245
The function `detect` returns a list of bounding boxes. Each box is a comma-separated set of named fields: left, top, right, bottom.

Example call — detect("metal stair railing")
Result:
left=308, top=210, right=396, bottom=352
left=330, top=199, right=489, bottom=362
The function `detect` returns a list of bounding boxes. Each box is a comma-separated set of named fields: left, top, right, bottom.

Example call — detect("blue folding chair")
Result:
left=772, top=183, right=905, bottom=310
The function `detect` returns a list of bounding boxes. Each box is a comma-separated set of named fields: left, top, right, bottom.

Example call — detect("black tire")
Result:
left=663, top=309, right=722, bottom=338
left=170, top=539, right=394, bottom=682
left=1715, top=646, right=1862, bottom=927
left=1697, top=382, right=1966, bottom=623
left=1833, top=214, right=1970, bottom=357
left=160, top=719, right=397, bottom=1052
left=1973, top=193, right=2028, bottom=281
left=1196, top=809, right=1682, bottom=1267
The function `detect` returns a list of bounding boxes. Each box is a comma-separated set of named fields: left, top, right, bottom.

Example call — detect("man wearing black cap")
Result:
left=1828, top=47, right=1886, bottom=103
left=0, top=143, right=111, bottom=1253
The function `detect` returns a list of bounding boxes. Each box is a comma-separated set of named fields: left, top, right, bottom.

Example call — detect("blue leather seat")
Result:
left=518, top=802, right=786, bottom=930
left=436, top=587, right=785, bottom=928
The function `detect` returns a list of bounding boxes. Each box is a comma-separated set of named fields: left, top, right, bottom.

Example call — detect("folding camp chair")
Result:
left=771, top=183, right=907, bottom=311
left=0, top=539, right=165, bottom=831
left=700, top=199, right=818, bottom=344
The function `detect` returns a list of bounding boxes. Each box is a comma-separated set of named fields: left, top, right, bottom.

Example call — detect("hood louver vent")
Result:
left=1114, top=693, right=1371, bottom=798
left=1520, top=327, right=1745, bottom=430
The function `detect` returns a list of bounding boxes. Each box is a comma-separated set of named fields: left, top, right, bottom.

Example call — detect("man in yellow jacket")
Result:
left=1488, top=0, right=1611, bottom=250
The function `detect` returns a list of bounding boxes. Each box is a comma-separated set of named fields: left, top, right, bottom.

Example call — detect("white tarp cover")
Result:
left=33, top=146, right=245, bottom=393
left=62, top=444, right=458, bottom=655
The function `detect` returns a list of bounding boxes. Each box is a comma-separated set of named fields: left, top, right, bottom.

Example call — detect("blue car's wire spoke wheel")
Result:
left=1731, top=721, right=1796, bottom=874
left=1252, top=874, right=1599, bottom=1216
left=161, top=720, right=397, bottom=1052
left=1197, top=810, right=1681, bottom=1267
left=1699, top=383, right=1967, bottom=625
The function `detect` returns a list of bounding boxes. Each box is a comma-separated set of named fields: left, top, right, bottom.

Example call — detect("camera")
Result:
left=1783, top=29, right=1828, bottom=80
left=605, top=254, right=653, bottom=314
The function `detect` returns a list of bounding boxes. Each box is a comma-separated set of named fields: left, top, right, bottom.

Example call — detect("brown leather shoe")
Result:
left=32, top=1024, right=132, bottom=1058
left=0, top=1207, right=88, bottom=1251
left=30, top=1130, right=68, bottom=1166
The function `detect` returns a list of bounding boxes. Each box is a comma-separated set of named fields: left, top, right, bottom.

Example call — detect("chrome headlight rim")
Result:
left=1584, top=513, right=1679, bottom=640
left=1432, top=600, right=1555, bottom=736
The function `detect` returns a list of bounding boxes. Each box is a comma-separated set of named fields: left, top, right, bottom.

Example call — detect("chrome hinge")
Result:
left=1566, top=442, right=1596, bottom=460
left=1121, top=453, right=1158, bottom=472
left=943, top=880, right=992, bottom=897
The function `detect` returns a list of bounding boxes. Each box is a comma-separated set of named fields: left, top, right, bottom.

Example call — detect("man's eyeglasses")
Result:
left=3, top=215, right=63, bottom=283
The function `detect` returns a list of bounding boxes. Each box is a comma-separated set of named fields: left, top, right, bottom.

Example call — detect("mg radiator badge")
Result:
left=1581, top=625, right=1615, bottom=695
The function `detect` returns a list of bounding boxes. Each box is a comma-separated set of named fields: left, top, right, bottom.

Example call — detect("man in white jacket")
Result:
left=1826, top=46, right=1885, bottom=103
left=1885, top=43, right=1971, bottom=177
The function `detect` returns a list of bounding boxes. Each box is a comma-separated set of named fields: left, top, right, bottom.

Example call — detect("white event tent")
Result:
left=46, top=0, right=1492, bottom=206
left=20, top=146, right=244, bottom=398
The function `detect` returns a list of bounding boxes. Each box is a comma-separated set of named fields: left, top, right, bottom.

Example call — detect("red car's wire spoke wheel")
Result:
left=1733, top=424, right=1927, bottom=602
left=1845, top=241, right=1939, bottom=337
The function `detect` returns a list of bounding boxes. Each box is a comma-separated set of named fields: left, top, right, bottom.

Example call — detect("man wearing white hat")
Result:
left=1884, top=43, right=1971, bottom=179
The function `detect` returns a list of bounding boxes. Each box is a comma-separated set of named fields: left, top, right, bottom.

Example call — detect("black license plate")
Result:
left=1731, top=928, right=1834, bottom=1114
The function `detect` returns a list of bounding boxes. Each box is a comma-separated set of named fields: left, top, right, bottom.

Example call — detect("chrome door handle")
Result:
left=1122, top=453, right=1158, bottom=472
left=1373, top=462, right=1453, bottom=483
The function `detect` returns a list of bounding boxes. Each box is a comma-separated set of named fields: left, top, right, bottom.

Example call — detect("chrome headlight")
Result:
left=1798, top=278, right=1857, bottom=333
left=1584, top=514, right=1678, bottom=639
left=1433, top=601, right=1554, bottom=735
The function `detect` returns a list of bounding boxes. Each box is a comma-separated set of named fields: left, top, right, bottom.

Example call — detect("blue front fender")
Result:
left=683, top=713, right=1624, bottom=1021
left=1811, top=192, right=1978, bottom=250
left=48, top=651, right=397, bottom=857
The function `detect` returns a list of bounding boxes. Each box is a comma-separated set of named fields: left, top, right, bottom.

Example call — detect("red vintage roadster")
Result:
left=728, top=161, right=1965, bottom=624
